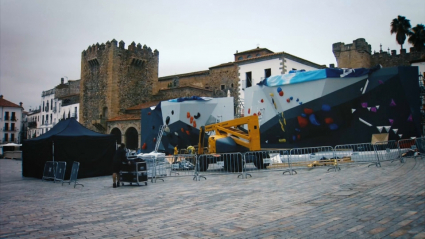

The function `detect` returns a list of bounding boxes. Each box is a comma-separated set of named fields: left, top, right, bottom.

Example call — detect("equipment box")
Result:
left=120, top=162, right=148, bottom=186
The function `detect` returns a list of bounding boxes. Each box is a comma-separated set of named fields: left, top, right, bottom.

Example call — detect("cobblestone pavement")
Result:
left=0, top=158, right=424, bottom=239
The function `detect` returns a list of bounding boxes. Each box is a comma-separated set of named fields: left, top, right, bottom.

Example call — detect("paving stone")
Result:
left=0, top=158, right=424, bottom=238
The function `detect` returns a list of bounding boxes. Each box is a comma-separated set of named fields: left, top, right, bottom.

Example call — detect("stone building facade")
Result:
left=80, top=39, right=159, bottom=134
left=333, top=38, right=425, bottom=68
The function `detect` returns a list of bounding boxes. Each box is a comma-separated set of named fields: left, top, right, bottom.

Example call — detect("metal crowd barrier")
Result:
left=62, top=161, right=84, bottom=188
left=288, top=146, right=337, bottom=174
left=138, top=155, right=168, bottom=183
left=374, top=140, right=401, bottom=164
left=54, top=161, right=67, bottom=183
left=398, top=138, right=421, bottom=162
left=243, top=149, right=290, bottom=175
left=196, top=152, right=244, bottom=179
left=415, top=136, right=425, bottom=154
left=42, top=161, right=57, bottom=181
left=334, top=143, right=381, bottom=167
left=167, top=154, right=197, bottom=179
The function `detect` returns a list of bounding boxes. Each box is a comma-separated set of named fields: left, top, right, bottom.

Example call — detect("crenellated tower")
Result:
left=332, top=38, right=372, bottom=68
left=80, top=39, right=159, bottom=132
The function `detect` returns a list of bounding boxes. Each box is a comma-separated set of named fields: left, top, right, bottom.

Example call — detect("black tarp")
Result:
left=22, top=118, right=116, bottom=179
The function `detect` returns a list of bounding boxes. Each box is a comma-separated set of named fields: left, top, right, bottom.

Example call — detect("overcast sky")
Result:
left=0, top=0, right=423, bottom=110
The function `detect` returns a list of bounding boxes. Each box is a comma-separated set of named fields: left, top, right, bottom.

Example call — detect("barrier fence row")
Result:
left=42, top=161, right=83, bottom=187
left=142, top=137, right=424, bottom=181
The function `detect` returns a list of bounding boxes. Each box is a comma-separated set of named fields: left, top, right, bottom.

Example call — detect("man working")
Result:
left=112, top=143, right=128, bottom=188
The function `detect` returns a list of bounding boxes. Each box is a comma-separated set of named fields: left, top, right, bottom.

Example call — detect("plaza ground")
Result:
left=0, top=158, right=424, bottom=238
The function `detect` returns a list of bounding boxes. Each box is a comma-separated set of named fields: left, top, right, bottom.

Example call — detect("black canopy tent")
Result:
left=23, top=118, right=116, bottom=179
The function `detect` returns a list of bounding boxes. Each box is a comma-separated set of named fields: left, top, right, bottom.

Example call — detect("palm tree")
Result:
left=408, top=24, right=425, bottom=51
left=390, top=15, right=412, bottom=50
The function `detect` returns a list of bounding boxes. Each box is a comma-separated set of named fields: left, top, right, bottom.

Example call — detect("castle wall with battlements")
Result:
left=333, top=38, right=425, bottom=69
left=80, top=39, right=159, bottom=132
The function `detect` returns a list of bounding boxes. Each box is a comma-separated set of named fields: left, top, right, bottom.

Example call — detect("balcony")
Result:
left=28, top=122, right=37, bottom=128
left=2, top=127, right=16, bottom=132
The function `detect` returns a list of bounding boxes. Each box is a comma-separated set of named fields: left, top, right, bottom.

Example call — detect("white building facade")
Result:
left=0, top=95, right=24, bottom=144
left=235, top=47, right=326, bottom=112
left=27, top=78, right=80, bottom=139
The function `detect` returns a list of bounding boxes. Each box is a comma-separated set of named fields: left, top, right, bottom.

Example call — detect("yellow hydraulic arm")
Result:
left=198, top=115, right=261, bottom=154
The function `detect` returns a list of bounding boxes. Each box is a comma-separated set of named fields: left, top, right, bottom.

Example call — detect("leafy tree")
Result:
left=390, top=15, right=412, bottom=50
left=408, top=24, right=425, bottom=51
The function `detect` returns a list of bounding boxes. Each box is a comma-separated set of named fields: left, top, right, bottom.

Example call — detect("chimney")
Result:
left=329, top=64, right=335, bottom=68
left=19, top=102, right=23, bottom=107
left=0, top=95, right=3, bottom=99
left=61, top=78, right=64, bottom=84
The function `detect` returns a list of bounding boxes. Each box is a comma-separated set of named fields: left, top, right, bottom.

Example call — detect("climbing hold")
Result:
left=296, top=98, right=299, bottom=102
left=322, top=104, right=331, bottom=112
left=148, top=112, right=151, bottom=115
left=376, top=126, right=383, bottom=133
left=325, top=118, right=334, bottom=124
left=152, top=125, right=155, bottom=130
left=193, top=121, right=196, bottom=128
left=277, top=87, right=282, bottom=92
left=376, top=105, right=380, bottom=109
left=297, top=116, right=308, bottom=128
left=367, top=107, right=371, bottom=111
left=171, top=110, right=174, bottom=115
left=407, top=114, right=413, bottom=122
left=181, top=128, right=184, bottom=133
left=329, top=124, right=338, bottom=130
left=258, top=111, right=261, bottom=116
left=186, top=130, right=190, bottom=135
left=361, top=102, right=368, bottom=108
left=390, top=99, right=396, bottom=107
left=279, top=91, right=284, bottom=96
left=304, top=108, right=313, bottom=115
left=290, top=97, right=293, bottom=100
left=295, top=128, right=300, bottom=132
left=261, top=99, right=264, bottom=103
left=270, top=93, right=274, bottom=97
left=393, top=129, right=398, bottom=134
left=248, top=108, right=250, bottom=114
left=279, top=139, right=287, bottom=143
left=301, top=113, right=307, bottom=118
left=370, top=107, right=377, bottom=113
left=299, top=102, right=303, bottom=105
left=297, top=134, right=301, bottom=140
left=253, top=113, right=257, bottom=116
left=153, top=138, right=156, bottom=142
left=142, top=143, right=147, bottom=150
left=398, top=134, right=403, bottom=138
left=292, top=135, right=296, bottom=141
left=389, top=119, right=394, bottom=125
left=166, top=116, right=170, bottom=125
left=384, top=126, right=391, bottom=132
left=194, top=112, right=201, bottom=119
left=190, top=116, right=194, bottom=123
left=352, top=109, right=356, bottom=113
left=309, top=114, right=320, bottom=126
left=286, top=98, right=290, bottom=103
left=187, top=112, right=190, bottom=118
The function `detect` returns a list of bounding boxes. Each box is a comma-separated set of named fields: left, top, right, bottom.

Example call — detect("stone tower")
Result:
left=332, top=38, right=372, bottom=68
left=80, top=39, right=159, bottom=132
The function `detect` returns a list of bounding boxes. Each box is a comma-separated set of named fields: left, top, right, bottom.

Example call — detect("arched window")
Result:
left=110, top=128, right=122, bottom=144
left=125, top=127, right=138, bottom=150
left=238, top=56, right=243, bottom=60
left=247, top=54, right=252, bottom=59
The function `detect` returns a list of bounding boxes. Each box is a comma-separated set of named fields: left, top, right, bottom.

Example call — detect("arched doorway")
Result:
left=110, top=128, right=122, bottom=144
left=125, top=127, right=138, bottom=150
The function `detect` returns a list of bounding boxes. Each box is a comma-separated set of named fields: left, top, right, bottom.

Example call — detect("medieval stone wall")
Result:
left=333, top=38, right=425, bottom=69
left=156, top=64, right=239, bottom=103
left=80, top=39, right=159, bottom=132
